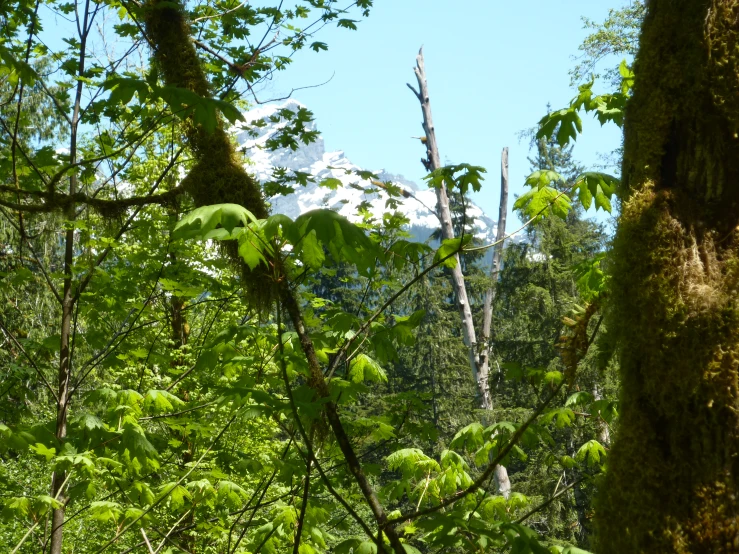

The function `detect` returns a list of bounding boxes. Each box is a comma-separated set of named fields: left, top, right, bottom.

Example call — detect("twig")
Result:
left=0, top=315, right=58, bottom=401
left=292, top=456, right=312, bottom=554
left=192, top=1, right=247, bottom=22
left=463, top=190, right=569, bottom=253
left=140, top=528, right=155, bottom=554
left=153, top=510, right=193, bottom=553
left=385, top=381, right=565, bottom=526
left=252, top=524, right=278, bottom=554
left=93, top=411, right=239, bottom=553
left=15, top=471, right=71, bottom=553
left=275, top=303, right=382, bottom=549
left=514, top=478, right=584, bottom=524
left=0, top=206, right=62, bottom=304
left=228, top=440, right=293, bottom=553
left=370, top=178, right=438, bottom=218
left=11, top=521, right=40, bottom=554
left=72, top=144, right=186, bottom=305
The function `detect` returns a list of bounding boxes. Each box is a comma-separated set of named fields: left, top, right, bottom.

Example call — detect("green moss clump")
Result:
left=143, top=0, right=273, bottom=308
left=597, top=184, right=739, bottom=552
left=706, top=1, right=739, bottom=135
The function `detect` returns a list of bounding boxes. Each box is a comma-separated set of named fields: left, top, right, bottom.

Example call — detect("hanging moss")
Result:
left=595, top=1, right=739, bottom=552
left=143, top=0, right=273, bottom=307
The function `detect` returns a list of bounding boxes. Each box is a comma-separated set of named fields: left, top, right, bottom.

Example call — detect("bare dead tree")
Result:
left=407, top=48, right=510, bottom=498
left=479, top=147, right=509, bottom=411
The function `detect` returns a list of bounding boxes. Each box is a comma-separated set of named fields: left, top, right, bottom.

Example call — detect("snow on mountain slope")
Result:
left=230, top=99, right=500, bottom=244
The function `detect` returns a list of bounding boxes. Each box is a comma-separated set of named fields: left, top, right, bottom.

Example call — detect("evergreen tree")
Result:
left=490, top=126, right=612, bottom=547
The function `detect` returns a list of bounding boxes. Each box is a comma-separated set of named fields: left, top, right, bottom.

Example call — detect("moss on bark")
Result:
left=143, top=0, right=273, bottom=307
left=595, top=1, right=739, bottom=552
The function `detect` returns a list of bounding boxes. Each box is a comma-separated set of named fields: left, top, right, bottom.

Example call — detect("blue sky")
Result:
left=255, top=0, right=630, bottom=227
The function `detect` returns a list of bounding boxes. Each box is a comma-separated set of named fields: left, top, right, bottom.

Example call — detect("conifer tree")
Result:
left=491, top=128, right=609, bottom=546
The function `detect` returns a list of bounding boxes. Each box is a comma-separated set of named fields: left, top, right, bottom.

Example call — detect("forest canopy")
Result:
left=3, top=1, right=738, bottom=553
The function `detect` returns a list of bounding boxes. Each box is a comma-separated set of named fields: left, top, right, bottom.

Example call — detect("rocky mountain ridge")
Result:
left=230, top=99, right=501, bottom=245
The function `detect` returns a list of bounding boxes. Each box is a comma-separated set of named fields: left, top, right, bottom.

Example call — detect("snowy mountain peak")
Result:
left=230, top=100, right=499, bottom=243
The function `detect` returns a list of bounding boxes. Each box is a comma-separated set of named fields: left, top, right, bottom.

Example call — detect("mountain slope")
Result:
left=231, top=99, right=500, bottom=244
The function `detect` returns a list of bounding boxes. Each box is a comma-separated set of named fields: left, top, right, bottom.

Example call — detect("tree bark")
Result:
left=479, top=147, right=509, bottom=411
left=592, top=385, right=610, bottom=446
left=596, top=1, right=739, bottom=552
left=408, top=49, right=510, bottom=498
left=49, top=1, right=93, bottom=550
left=408, top=49, right=480, bottom=385
left=278, top=278, right=406, bottom=554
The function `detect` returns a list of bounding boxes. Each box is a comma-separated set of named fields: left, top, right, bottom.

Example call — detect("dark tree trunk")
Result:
left=596, top=1, right=739, bottom=552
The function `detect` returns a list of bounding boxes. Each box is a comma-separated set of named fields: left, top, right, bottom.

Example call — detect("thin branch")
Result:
left=292, top=456, right=312, bottom=554
left=193, top=35, right=277, bottom=77
left=9, top=0, right=42, bottom=254
left=240, top=72, right=336, bottom=106
left=11, top=521, right=41, bottom=554
left=15, top=469, right=71, bottom=552
left=252, top=525, right=278, bottom=554
left=72, top=146, right=186, bottom=303
left=514, top=478, right=585, bottom=524
left=33, top=73, right=73, bottom=127
left=93, top=411, right=239, bottom=553
left=324, top=175, right=559, bottom=380
left=385, top=381, right=565, bottom=526
left=463, top=190, right=569, bottom=253
left=153, top=510, right=193, bottom=554
left=0, top=114, right=153, bottom=195
left=228, top=443, right=290, bottom=554
left=370, top=178, right=438, bottom=218
left=325, top=242, right=463, bottom=378
left=385, top=269, right=602, bottom=528
left=149, top=524, right=194, bottom=554
left=140, top=528, right=155, bottom=554
left=405, top=82, right=421, bottom=101
left=192, top=1, right=247, bottom=22
left=0, top=316, right=58, bottom=401
left=275, top=304, right=380, bottom=547
left=0, top=206, right=62, bottom=304
left=279, top=276, right=406, bottom=554
left=10, top=520, right=41, bottom=554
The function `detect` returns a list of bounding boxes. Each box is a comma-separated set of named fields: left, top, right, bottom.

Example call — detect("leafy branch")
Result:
left=384, top=381, right=565, bottom=527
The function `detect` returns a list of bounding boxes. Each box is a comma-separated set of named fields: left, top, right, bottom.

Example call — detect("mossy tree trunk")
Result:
left=140, top=4, right=407, bottom=552
left=143, top=0, right=273, bottom=308
left=596, top=1, right=739, bottom=552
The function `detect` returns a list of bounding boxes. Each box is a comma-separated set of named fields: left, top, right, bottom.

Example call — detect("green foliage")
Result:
left=514, top=184, right=573, bottom=220
left=517, top=62, right=633, bottom=220
left=575, top=440, right=606, bottom=469
left=570, top=1, right=645, bottom=87
left=104, top=78, right=245, bottom=131
left=0, top=1, right=621, bottom=552
left=175, top=204, right=378, bottom=276
left=433, top=234, right=473, bottom=268
left=573, top=172, right=618, bottom=213
left=573, top=253, right=608, bottom=302
left=424, top=163, right=486, bottom=195
left=490, top=123, right=616, bottom=548
left=348, top=354, right=387, bottom=383
left=0, top=45, right=38, bottom=87
left=173, top=203, right=258, bottom=239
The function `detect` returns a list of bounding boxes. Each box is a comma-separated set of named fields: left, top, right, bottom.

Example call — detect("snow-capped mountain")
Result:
left=230, top=99, right=500, bottom=245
